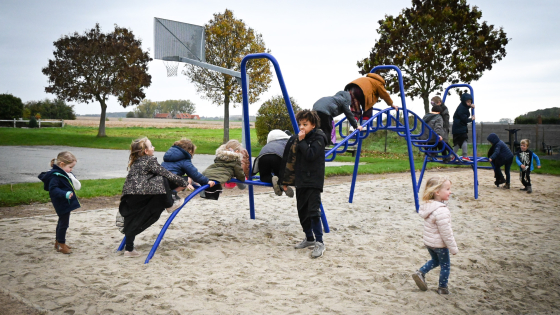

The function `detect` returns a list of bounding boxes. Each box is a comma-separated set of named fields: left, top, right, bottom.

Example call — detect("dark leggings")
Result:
left=520, top=170, right=531, bottom=187
left=296, top=188, right=323, bottom=243
left=56, top=212, right=71, bottom=244
left=258, top=154, right=282, bottom=183
left=317, top=111, right=333, bottom=145
left=493, top=158, right=513, bottom=184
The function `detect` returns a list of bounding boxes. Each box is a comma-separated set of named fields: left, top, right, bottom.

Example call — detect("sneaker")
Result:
left=437, top=287, right=449, bottom=295
left=460, top=156, right=471, bottom=162
left=237, top=183, right=247, bottom=190
left=412, top=270, right=428, bottom=291
left=294, top=238, right=316, bottom=249
left=166, top=196, right=185, bottom=213
left=124, top=249, right=141, bottom=258
left=495, top=178, right=506, bottom=187
left=284, top=186, right=294, bottom=198
left=527, top=186, right=532, bottom=193
left=272, top=176, right=283, bottom=196
left=443, top=157, right=451, bottom=163
left=311, top=242, right=325, bottom=258
left=503, top=183, right=510, bottom=189
left=520, top=187, right=527, bottom=191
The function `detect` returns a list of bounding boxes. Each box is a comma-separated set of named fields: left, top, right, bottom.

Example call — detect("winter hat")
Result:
left=431, top=105, right=443, bottom=113
left=267, top=129, right=290, bottom=143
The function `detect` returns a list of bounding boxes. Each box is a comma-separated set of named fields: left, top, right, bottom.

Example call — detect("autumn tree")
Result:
left=42, top=23, right=152, bottom=137
left=159, top=99, right=196, bottom=117
left=358, top=0, right=509, bottom=113
left=184, top=9, right=272, bottom=143
left=255, top=96, right=301, bottom=145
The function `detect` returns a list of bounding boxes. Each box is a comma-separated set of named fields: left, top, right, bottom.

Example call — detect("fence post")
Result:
left=38, top=119, right=41, bottom=128
left=480, top=122, right=483, bottom=145
left=61, top=119, right=64, bottom=128
left=13, top=118, right=16, bottom=128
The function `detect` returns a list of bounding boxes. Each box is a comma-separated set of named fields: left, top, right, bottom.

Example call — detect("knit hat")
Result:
left=431, top=105, right=443, bottom=113
left=267, top=129, right=290, bottom=143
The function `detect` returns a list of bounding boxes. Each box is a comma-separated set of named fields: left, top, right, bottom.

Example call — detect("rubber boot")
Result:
left=527, top=186, right=532, bottom=193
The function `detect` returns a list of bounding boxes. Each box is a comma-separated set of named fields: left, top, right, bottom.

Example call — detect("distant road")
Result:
left=0, top=146, right=358, bottom=185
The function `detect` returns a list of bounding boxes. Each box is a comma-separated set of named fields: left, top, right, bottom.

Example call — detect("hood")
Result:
left=163, top=145, right=191, bottom=162
left=38, top=165, right=68, bottom=191
left=423, top=113, right=440, bottom=122
left=333, top=90, right=352, bottom=108
left=487, top=133, right=500, bottom=144
left=366, top=73, right=385, bottom=86
left=418, top=201, right=447, bottom=219
left=307, top=128, right=329, bottom=145
left=215, top=145, right=243, bottom=162
left=267, top=129, right=290, bottom=143
left=460, top=93, right=472, bottom=106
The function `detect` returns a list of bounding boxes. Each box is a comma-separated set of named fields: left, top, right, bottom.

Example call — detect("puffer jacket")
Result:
left=420, top=113, right=444, bottom=142
left=122, top=155, right=187, bottom=195
left=312, top=91, right=358, bottom=129
left=38, top=165, right=81, bottom=216
left=452, top=93, right=473, bottom=135
left=487, top=133, right=513, bottom=163
left=418, top=201, right=458, bottom=254
left=345, top=73, right=393, bottom=111
left=161, top=145, right=209, bottom=185
left=202, top=146, right=246, bottom=184
left=440, top=103, right=450, bottom=140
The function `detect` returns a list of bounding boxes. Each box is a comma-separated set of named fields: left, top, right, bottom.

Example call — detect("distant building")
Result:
left=154, top=113, right=172, bottom=119
left=175, top=113, right=200, bottom=120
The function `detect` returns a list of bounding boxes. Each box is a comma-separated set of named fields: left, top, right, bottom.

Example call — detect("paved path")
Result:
left=1, top=146, right=359, bottom=184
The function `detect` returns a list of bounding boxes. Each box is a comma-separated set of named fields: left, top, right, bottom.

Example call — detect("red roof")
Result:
left=154, top=113, right=170, bottom=118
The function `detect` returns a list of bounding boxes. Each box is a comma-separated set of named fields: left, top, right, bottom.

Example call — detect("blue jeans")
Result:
left=419, top=247, right=450, bottom=288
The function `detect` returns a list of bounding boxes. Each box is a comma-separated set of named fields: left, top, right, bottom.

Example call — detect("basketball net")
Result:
left=163, top=60, right=179, bottom=77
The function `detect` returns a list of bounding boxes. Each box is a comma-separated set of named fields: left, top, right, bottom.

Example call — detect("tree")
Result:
left=134, top=99, right=159, bottom=118
left=42, top=23, right=152, bottom=137
left=184, top=9, right=272, bottom=143
left=358, top=0, right=509, bottom=113
left=25, top=99, right=76, bottom=120
left=126, top=111, right=135, bottom=118
left=160, top=100, right=196, bottom=117
left=498, top=118, right=512, bottom=124
left=0, top=94, right=23, bottom=119
left=255, top=96, right=301, bottom=145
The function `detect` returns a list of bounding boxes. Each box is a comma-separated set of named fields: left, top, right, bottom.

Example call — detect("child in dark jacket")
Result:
left=119, top=137, right=188, bottom=257
left=487, top=133, right=514, bottom=189
left=38, top=151, right=81, bottom=254
left=452, top=93, right=475, bottom=162
left=161, top=139, right=215, bottom=192
left=515, top=139, right=541, bottom=193
left=420, top=105, right=447, bottom=159
left=279, top=110, right=328, bottom=259
left=200, top=139, right=247, bottom=200
left=312, top=91, right=363, bottom=145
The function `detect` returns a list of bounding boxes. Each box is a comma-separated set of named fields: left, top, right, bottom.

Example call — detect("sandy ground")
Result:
left=0, top=169, right=559, bottom=314
left=66, top=117, right=247, bottom=129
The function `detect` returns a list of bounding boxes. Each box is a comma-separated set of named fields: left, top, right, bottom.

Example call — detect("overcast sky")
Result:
left=1, top=0, right=559, bottom=122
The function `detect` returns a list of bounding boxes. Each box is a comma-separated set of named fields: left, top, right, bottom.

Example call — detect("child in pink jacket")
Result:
left=412, top=176, right=458, bottom=295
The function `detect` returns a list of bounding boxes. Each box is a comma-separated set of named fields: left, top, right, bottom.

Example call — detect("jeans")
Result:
left=419, top=247, right=450, bottom=288
left=56, top=212, right=71, bottom=244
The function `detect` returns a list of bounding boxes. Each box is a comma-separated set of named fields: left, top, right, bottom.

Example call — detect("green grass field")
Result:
left=1, top=125, right=558, bottom=207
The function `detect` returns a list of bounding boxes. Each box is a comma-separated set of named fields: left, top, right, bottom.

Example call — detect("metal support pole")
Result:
left=348, top=135, right=363, bottom=203
left=319, top=204, right=330, bottom=233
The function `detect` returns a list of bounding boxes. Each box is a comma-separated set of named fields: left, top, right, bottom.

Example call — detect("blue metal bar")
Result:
left=369, top=65, right=419, bottom=211
left=144, top=184, right=210, bottom=264
left=319, top=204, right=330, bottom=233
left=442, top=84, right=477, bottom=199
left=349, top=135, right=363, bottom=203
left=117, top=236, right=126, bottom=252
left=418, top=155, right=429, bottom=191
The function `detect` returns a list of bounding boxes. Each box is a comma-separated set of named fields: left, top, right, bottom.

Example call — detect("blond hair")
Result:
left=223, top=139, right=242, bottom=152
left=128, top=137, right=150, bottom=169
left=520, top=139, right=530, bottom=146
left=174, top=139, right=196, bottom=156
left=422, top=176, right=452, bottom=202
left=51, top=151, right=77, bottom=167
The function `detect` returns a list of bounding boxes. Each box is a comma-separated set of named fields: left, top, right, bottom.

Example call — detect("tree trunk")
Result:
left=223, top=94, right=230, bottom=144
left=97, top=99, right=107, bottom=137
left=423, top=95, right=430, bottom=114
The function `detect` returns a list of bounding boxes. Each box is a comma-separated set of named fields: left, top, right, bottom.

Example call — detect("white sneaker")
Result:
left=311, top=242, right=325, bottom=258
left=166, top=197, right=184, bottom=213
left=124, top=249, right=141, bottom=258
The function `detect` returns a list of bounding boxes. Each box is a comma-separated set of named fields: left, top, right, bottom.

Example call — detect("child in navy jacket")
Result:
left=38, top=151, right=81, bottom=254
left=162, top=139, right=216, bottom=191
left=487, top=133, right=514, bottom=189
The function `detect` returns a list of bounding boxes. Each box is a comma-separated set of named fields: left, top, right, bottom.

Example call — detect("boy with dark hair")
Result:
left=279, top=110, right=328, bottom=258
left=452, top=93, right=475, bottom=162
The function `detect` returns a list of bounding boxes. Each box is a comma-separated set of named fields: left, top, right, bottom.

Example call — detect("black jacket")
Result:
left=38, top=165, right=81, bottom=216
left=452, top=94, right=473, bottom=135
left=279, top=129, right=328, bottom=190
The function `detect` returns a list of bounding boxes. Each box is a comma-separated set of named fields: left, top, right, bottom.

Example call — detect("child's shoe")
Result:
left=503, top=183, right=510, bottom=189
left=124, top=249, right=141, bottom=258
left=272, top=176, right=283, bottom=196
left=284, top=186, right=294, bottom=198
left=460, top=156, right=471, bottom=162
left=520, top=187, right=527, bottom=191
left=527, top=186, right=532, bottom=193
left=56, top=242, right=72, bottom=254
left=237, top=183, right=247, bottom=190
left=437, top=287, right=450, bottom=295
left=55, top=240, right=72, bottom=250
left=294, top=238, right=316, bottom=249
left=311, top=242, right=325, bottom=258
left=495, top=178, right=506, bottom=187
left=412, top=270, right=427, bottom=291
left=166, top=193, right=185, bottom=213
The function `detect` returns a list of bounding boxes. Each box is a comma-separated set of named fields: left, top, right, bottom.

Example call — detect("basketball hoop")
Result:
left=163, top=60, right=179, bottom=77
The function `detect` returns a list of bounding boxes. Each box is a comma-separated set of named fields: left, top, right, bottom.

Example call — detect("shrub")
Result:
left=105, top=117, right=110, bottom=121
left=24, top=98, right=76, bottom=120
left=126, top=111, right=135, bottom=118
left=255, top=95, right=301, bottom=145
left=29, top=116, right=39, bottom=128
left=0, top=94, right=24, bottom=119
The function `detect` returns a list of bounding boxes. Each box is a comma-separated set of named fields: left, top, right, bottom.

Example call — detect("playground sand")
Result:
left=0, top=169, right=559, bottom=314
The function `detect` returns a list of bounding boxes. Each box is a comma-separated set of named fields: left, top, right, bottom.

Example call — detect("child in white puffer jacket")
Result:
left=412, top=176, right=458, bottom=295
